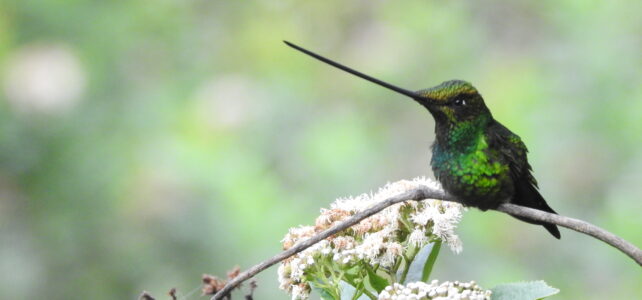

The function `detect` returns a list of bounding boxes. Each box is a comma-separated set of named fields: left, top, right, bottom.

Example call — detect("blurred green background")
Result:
left=0, top=0, right=640, bottom=299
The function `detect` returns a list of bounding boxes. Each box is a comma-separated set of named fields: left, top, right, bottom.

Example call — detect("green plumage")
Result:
left=284, top=42, right=561, bottom=239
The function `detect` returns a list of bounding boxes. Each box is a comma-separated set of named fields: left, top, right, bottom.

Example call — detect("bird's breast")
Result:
left=431, top=137, right=513, bottom=208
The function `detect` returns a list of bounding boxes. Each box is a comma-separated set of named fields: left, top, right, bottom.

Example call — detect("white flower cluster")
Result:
left=378, top=280, right=491, bottom=300
left=278, top=178, right=464, bottom=300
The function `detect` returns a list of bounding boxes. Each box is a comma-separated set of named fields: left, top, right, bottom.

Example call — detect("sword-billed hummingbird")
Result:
left=285, top=41, right=561, bottom=239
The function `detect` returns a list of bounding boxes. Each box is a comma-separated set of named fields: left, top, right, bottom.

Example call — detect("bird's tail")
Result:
left=513, top=181, right=561, bottom=239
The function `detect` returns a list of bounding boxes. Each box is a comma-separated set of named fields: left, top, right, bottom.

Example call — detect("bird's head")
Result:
left=415, top=80, right=491, bottom=126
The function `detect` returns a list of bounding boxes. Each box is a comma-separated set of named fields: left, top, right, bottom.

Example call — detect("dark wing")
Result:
left=486, top=121, right=536, bottom=186
left=487, top=121, right=561, bottom=239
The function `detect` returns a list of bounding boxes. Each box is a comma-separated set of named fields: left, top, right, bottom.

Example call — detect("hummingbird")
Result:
left=284, top=41, right=561, bottom=239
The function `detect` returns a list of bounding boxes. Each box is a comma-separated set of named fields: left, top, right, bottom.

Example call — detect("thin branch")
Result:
left=212, top=186, right=642, bottom=300
left=495, top=203, right=642, bottom=264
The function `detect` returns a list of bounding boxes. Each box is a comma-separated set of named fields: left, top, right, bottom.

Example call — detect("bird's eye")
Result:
left=453, top=98, right=466, bottom=106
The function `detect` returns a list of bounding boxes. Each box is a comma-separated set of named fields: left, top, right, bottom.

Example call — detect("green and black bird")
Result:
left=285, top=41, right=561, bottom=239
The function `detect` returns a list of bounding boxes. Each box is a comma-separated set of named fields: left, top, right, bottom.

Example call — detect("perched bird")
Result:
left=285, top=41, right=561, bottom=239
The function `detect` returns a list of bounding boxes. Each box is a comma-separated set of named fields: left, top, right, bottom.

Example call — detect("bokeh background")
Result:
left=0, top=1, right=641, bottom=299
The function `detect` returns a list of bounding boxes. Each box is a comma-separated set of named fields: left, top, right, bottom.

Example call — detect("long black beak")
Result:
left=284, top=41, right=431, bottom=104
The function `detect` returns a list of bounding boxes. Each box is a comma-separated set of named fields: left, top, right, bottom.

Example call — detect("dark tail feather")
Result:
left=543, top=223, right=561, bottom=239
left=514, top=212, right=561, bottom=239
left=513, top=180, right=561, bottom=239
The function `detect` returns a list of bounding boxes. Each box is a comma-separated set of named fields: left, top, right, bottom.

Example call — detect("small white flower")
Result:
left=291, top=284, right=310, bottom=300
left=408, top=228, right=428, bottom=247
left=380, top=242, right=403, bottom=267
left=279, top=177, right=466, bottom=299
left=411, top=204, right=440, bottom=226
left=377, top=280, right=491, bottom=300
left=277, top=264, right=292, bottom=290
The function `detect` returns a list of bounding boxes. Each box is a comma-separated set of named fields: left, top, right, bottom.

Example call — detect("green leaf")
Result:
left=342, top=266, right=362, bottom=286
left=312, top=286, right=335, bottom=300
left=400, top=242, right=437, bottom=283
left=365, top=265, right=389, bottom=293
left=311, top=282, right=338, bottom=300
left=339, top=281, right=370, bottom=300
left=402, top=241, right=442, bottom=283
left=490, top=280, right=560, bottom=300
left=345, top=264, right=361, bottom=276
left=422, top=240, right=441, bottom=282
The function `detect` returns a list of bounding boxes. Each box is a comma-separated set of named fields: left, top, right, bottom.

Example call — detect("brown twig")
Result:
left=168, top=288, right=177, bottom=300
left=211, top=186, right=642, bottom=300
left=139, top=291, right=156, bottom=300
left=496, top=203, right=642, bottom=265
